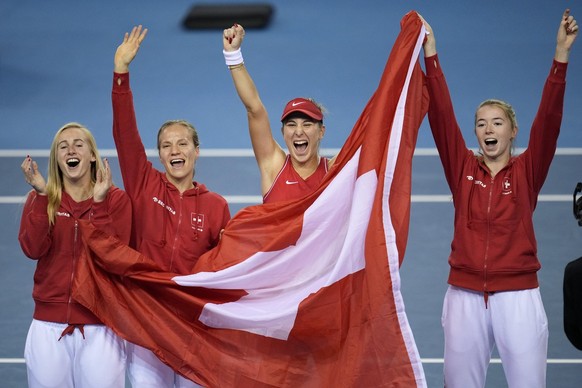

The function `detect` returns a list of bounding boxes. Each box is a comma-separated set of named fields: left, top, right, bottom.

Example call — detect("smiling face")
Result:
left=475, top=104, right=517, bottom=164
left=282, top=115, right=325, bottom=168
left=158, top=123, right=199, bottom=190
left=55, top=126, right=97, bottom=186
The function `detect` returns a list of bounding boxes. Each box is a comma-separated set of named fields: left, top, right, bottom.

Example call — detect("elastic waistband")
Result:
left=448, top=268, right=539, bottom=292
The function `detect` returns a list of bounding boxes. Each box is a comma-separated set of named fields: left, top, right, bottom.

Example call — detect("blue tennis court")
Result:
left=1, top=1, right=581, bottom=386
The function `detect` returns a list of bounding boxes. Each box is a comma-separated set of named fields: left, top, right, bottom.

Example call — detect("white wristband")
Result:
left=223, top=48, right=244, bottom=66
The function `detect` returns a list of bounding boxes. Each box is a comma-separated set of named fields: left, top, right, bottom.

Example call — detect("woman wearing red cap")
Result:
left=223, top=24, right=336, bottom=203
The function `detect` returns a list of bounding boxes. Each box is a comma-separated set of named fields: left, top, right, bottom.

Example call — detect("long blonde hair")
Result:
left=46, top=122, right=104, bottom=225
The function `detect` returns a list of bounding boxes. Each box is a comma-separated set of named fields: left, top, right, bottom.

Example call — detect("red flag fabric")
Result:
left=73, top=11, right=429, bottom=387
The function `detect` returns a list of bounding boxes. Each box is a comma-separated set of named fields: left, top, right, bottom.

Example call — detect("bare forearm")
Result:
left=230, top=65, right=264, bottom=114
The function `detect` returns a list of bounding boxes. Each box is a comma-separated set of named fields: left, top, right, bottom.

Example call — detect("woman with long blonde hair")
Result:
left=18, top=122, right=132, bottom=388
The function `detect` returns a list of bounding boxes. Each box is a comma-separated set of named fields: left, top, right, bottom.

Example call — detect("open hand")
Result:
left=114, top=25, right=148, bottom=73
left=21, top=156, right=47, bottom=194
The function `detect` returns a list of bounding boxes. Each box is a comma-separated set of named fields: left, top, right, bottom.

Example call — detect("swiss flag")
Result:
left=73, top=11, right=429, bottom=387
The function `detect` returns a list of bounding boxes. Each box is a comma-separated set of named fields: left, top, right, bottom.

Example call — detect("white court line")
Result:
left=411, top=194, right=575, bottom=203
left=1, top=148, right=582, bottom=158
left=412, top=148, right=582, bottom=156
left=0, top=149, right=260, bottom=158
left=2, top=357, right=582, bottom=364
left=0, top=195, right=575, bottom=205
left=0, top=359, right=25, bottom=363
left=420, top=358, right=582, bottom=364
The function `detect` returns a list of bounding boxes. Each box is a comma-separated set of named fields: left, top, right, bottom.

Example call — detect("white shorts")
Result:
left=441, top=286, right=548, bottom=388
left=24, top=319, right=126, bottom=388
left=127, top=342, right=203, bottom=387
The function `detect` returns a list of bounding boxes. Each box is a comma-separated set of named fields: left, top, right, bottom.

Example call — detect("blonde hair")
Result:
left=475, top=99, right=518, bottom=129
left=303, top=97, right=327, bottom=120
left=46, top=122, right=104, bottom=225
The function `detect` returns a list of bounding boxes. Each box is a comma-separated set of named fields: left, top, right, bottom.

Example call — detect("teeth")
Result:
left=66, top=158, right=80, bottom=167
left=170, top=159, right=184, bottom=165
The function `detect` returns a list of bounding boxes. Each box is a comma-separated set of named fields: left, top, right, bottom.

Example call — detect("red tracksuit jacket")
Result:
left=19, top=188, right=132, bottom=323
left=425, top=54, right=567, bottom=293
left=112, top=72, right=231, bottom=274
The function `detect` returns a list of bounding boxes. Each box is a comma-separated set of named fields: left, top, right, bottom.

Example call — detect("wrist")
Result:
left=114, top=67, right=129, bottom=74
left=554, top=46, right=570, bottom=63
left=423, top=38, right=437, bottom=57
left=223, top=48, right=244, bottom=67
left=114, top=62, right=130, bottom=74
left=228, top=63, right=245, bottom=70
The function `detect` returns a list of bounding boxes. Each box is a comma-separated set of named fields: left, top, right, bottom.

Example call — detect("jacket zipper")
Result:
left=483, top=176, right=495, bottom=306
left=66, top=219, right=79, bottom=323
left=169, top=194, right=184, bottom=271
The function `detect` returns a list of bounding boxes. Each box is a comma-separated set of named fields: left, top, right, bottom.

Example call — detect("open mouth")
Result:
left=484, top=138, right=498, bottom=146
left=66, top=158, right=80, bottom=168
left=293, top=140, right=308, bottom=153
left=170, top=158, right=185, bottom=168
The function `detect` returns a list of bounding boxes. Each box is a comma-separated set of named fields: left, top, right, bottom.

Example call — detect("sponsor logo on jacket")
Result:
left=152, top=197, right=176, bottom=215
left=466, top=175, right=486, bottom=188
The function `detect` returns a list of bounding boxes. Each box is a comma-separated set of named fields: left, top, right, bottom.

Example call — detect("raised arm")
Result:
left=525, top=10, right=578, bottom=191
left=418, top=15, right=471, bottom=192
left=112, top=26, right=151, bottom=197
left=223, top=24, right=286, bottom=193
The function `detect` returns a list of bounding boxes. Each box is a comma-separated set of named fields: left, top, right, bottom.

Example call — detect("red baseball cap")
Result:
left=280, top=98, right=323, bottom=122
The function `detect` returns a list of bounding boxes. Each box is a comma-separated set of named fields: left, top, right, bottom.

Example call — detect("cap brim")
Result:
left=281, top=108, right=323, bottom=122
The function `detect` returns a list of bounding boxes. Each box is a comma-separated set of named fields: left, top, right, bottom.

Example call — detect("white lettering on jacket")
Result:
left=152, top=196, right=176, bottom=215
left=466, top=175, right=486, bottom=188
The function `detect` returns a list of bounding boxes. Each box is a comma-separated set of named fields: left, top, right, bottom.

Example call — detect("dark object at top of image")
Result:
left=574, top=182, right=582, bottom=226
left=183, top=3, right=274, bottom=29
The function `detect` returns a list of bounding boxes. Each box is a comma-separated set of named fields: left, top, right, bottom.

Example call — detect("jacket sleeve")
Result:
left=219, top=201, right=231, bottom=241
left=523, top=60, right=567, bottom=193
left=90, top=186, right=133, bottom=245
left=18, top=191, right=52, bottom=260
left=112, top=72, right=151, bottom=198
left=424, top=54, right=471, bottom=193
left=210, top=198, right=232, bottom=248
